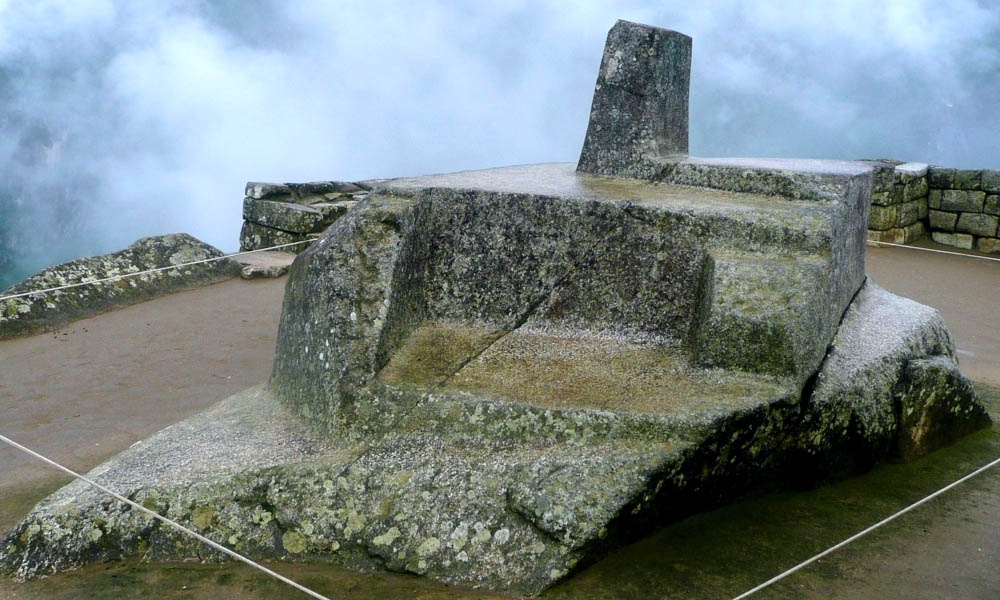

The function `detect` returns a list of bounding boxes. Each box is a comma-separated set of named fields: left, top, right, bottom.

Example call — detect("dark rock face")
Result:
left=577, top=20, right=692, bottom=179
left=0, top=233, right=239, bottom=339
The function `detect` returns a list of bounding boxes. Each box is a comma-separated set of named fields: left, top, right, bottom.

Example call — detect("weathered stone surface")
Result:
left=983, top=170, right=1000, bottom=193
left=246, top=180, right=364, bottom=200
left=232, top=250, right=295, bottom=279
left=895, top=199, right=921, bottom=227
left=856, top=160, right=896, bottom=191
left=902, top=177, right=928, bottom=202
left=243, top=197, right=325, bottom=233
left=940, top=189, right=985, bottom=212
left=893, top=161, right=928, bottom=183
left=931, top=231, right=974, bottom=249
left=927, top=166, right=954, bottom=189
left=977, top=237, right=1000, bottom=254
left=310, top=200, right=357, bottom=223
left=954, top=169, right=983, bottom=190
left=577, top=20, right=691, bottom=179
left=868, top=204, right=896, bottom=230
left=894, top=356, right=990, bottom=461
left=984, top=194, right=1000, bottom=216
left=871, top=189, right=893, bottom=207
left=928, top=210, right=958, bottom=232
left=796, top=281, right=987, bottom=472
left=4, top=280, right=986, bottom=593
left=929, top=189, right=942, bottom=209
left=866, top=222, right=924, bottom=245
left=239, top=221, right=315, bottom=253
left=0, top=234, right=239, bottom=339
left=955, top=212, right=999, bottom=237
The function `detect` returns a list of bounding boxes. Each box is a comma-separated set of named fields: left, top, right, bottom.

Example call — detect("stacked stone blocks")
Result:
left=927, top=167, right=1000, bottom=252
left=863, top=161, right=1000, bottom=254
left=239, top=181, right=370, bottom=253
left=862, top=160, right=928, bottom=245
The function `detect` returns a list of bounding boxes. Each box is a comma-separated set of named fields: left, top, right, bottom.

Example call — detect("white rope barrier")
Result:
left=867, top=239, right=1000, bottom=263
left=732, top=454, right=1000, bottom=599
left=0, top=240, right=311, bottom=303
left=0, top=432, right=334, bottom=600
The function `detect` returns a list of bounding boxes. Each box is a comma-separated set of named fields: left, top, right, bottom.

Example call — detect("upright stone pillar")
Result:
left=577, top=20, right=692, bottom=180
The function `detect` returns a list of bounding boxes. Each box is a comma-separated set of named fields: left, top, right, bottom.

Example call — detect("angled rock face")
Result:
left=0, top=233, right=239, bottom=339
left=577, top=20, right=692, bottom=178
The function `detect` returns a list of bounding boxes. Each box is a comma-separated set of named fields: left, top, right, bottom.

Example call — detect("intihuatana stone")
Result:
left=0, top=234, right=240, bottom=339
left=577, top=20, right=691, bottom=179
left=2, top=19, right=989, bottom=597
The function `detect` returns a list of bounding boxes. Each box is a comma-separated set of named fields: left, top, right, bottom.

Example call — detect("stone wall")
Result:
left=239, top=181, right=370, bottom=253
left=926, top=167, right=1000, bottom=253
left=863, top=160, right=1000, bottom=254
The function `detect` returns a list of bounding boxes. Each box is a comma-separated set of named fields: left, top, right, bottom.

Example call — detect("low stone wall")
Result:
left=863, top=160, right=1000, bottom=254
left=239, top=181, right=370, bottom=253
left=926, top=167, right=1000, bottom=253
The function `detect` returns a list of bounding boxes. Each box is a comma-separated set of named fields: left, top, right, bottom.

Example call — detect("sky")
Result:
left=1, top=0, right=998, bottom=287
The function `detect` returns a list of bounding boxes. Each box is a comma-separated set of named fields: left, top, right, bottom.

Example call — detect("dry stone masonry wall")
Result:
left=239, top=181, right=371, bottom=253
left=863, top=159, right=1000, bottom=254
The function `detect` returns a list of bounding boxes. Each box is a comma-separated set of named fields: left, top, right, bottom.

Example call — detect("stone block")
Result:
left=983, top=170, right=1000, bottom=194
left=977, top=237, right=1000, bottom=254
left=928, top=210, right=958, bottom=232
left=578, top=20, right=692, bottom=178
left=871, top=190, right=893, bottom=207
left=902, top=177, right=928, bottom=202
left=941, top=189, right=985, bottom=212
left=895, top=200, right=921, bottom=227
left=954, top=169, right=983, bottom=190
left=956, top=212, right=999, bottom=237
left=245, top=182, right=292, bottom=199
left=890, top=183, right=904, bottom=205
left=929, top=189, right=942, bottom=209
left=239, top=221, right=315, bottom=253
left=868, top=204, right=896, bottom=230
left=931, top=231, right=974, bottom=249
left=894, top=162, right=928, bottom=184
left=918, top=196, right=928, bottom=220
left=867, top=222, right=924, bottom=245
left=243, top=197, right=325, bottom=233
left=309, top=200, right=357, bottom=224
left=985, top=194, right=1000, bottom=216
left=927, top=167, right=954, bottom=189
left=856, top=160, right=896, bottom=191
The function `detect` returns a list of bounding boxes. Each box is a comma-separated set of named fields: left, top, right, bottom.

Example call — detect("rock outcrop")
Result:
left=1, top=19, right=989, bottom=596
left=0, top=233, right=240, bottom=339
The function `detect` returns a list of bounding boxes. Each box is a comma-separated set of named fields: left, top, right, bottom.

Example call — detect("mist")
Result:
left=1, top=0, right=998, bottom=288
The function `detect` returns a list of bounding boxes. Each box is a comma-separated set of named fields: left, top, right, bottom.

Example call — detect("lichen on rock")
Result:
left=0, top=233, right=240, bottom=339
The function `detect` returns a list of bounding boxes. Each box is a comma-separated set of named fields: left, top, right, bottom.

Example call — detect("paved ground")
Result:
left=0, top=240, right=997, bottom=598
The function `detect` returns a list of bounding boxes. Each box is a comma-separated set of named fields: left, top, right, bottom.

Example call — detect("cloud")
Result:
left=1, top=0, right=998, bottom=287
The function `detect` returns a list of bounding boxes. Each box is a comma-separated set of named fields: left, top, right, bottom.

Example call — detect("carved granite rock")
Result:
left=1, top=19, right=990, bottom=597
